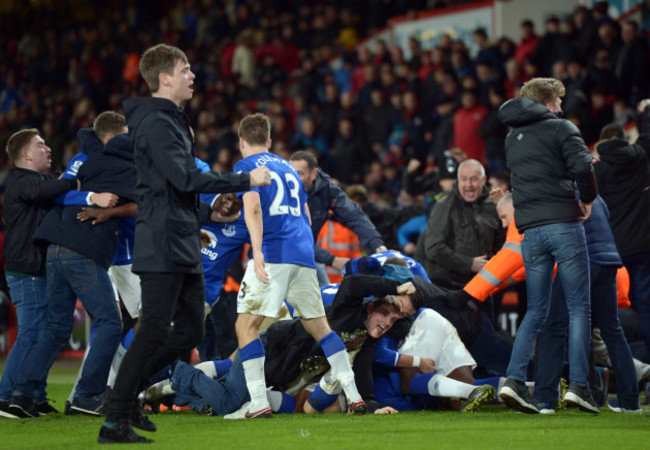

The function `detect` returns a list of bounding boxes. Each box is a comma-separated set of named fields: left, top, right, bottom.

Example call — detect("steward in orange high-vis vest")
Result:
left=459, top=199, right=630, bottom=308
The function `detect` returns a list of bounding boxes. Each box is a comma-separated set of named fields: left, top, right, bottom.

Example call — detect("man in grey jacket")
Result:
left=422, top=159, right=505, bottom=289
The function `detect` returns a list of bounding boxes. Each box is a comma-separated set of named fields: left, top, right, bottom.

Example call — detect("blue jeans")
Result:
left=535, top=265, right=638, bottom=408
left=0, top=274, right=48, bottom=403
left=12, top=245, right=122, bottom=399
left=622, top=252, right=650, bottom=356
left=507, top=222, right=591, bottom=385
left=172, top=351, right=249, bottom=415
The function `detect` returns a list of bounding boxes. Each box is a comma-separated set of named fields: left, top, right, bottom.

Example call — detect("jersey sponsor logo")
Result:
left=201, top=229, right=219, bottom=260
left=222, top=224, right=236, bottom=237
left=67, top=160, right=84, bottom=177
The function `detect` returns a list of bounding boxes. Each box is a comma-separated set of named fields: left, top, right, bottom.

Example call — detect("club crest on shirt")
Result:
left=222, top=224, right=236, bottom=237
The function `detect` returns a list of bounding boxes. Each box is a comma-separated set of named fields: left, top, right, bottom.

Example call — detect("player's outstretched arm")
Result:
left=77, top=201, right=137, bottom=226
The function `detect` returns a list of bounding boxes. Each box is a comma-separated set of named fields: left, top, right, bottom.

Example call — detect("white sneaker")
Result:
left=224, top=402, right=251, bottom=420
left=144, top=379, right=174, bottom=401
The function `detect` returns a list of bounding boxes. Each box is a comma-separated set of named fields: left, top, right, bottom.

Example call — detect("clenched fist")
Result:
left=250, top=166, right=271, bottom=187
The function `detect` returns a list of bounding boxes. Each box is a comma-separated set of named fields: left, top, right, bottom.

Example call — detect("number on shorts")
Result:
left=269, top=171, right=301, bottom=217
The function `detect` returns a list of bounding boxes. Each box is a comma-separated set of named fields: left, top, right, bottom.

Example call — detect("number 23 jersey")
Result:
left=235, top=152, right=315, bottom=267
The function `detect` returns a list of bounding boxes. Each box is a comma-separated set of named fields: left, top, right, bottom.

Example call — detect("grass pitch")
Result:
left=1, top=360, right=648, bottom=449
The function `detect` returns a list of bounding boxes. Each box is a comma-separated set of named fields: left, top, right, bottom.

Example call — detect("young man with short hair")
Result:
left=9, top=111, right=138, bottom=420
left=0, top=129, right=79, bottom=418
left=99, top=44, right=269, bottom=444
left=497, top=77, right=598, bottom=414
left=233, top=113, right=386, bottom=419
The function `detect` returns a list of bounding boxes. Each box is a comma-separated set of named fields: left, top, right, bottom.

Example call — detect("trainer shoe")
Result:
left=534, top=401, right=557, bottom=414
left=607, top=397, right=642, bottom=414
left=300, top=355, right=330, bottom=376
left=224, top=402, right=250, bottom=420
left=98, top=422, right=153, bottom=444
left=340, top=330, right=367, bottom=352
left=347, top=399, right=368, bottom=415
left=130, top=402, right=157, bottom=432
left=71, top=395, right=106, bottom=416
left=498, top=378, right=539, bottom=414
left=0, top=400, right=18, bottom=419
left=563, top=383, right=600, bottom=414
left=34, top=400, right=59, bottom=415
left=8, top=394, right=40, bottom=418
left=460, top=385, right=496, bottom=413
left=244, top=406, right=272, bottom=419
left=144, top=379, right=174, bottom=402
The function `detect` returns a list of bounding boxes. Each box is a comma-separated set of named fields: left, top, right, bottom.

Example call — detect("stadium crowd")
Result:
left=2, top=0, right=650, bottom=443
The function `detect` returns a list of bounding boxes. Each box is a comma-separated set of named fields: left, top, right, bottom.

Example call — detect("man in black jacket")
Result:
left=497, top=77, right=598, bottom=414
left=289, top=151, right=386, bottom=277
left=0, top=129, right=78, bottom=419
left=100, top=44, right=270, bottom=444
left=594, top=98, right=650, bottom=360
left=9, top=117, right=135, bottom=420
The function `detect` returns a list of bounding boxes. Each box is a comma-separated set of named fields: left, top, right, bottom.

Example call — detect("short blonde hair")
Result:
left=520, top=77, right=566, bottom=106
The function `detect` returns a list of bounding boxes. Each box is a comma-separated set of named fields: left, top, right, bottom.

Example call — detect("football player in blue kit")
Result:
left=232, top=113, right=369, bottom=418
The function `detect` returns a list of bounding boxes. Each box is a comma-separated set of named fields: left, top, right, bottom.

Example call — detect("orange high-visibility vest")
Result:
left=616, top=267, right=631, bottom=309
left=465, top=220, right=631, bottom=309
left=317, top=220, right=362, bottom=283
left=464, top=220, right=525, bottom=302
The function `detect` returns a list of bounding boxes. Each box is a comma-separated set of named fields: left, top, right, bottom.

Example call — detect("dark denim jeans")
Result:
left=0, top=274, right=48, bottom=402
left=12, top=245, right=122, bottom=399
left=622, top=252, right=650, bottom=357
left=534, top=264, right=639, bottom=409
left=507, top=222, right=591, bottom=385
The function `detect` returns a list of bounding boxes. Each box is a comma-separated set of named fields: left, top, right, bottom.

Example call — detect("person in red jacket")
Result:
left=452, top=89, right=488, bottom=165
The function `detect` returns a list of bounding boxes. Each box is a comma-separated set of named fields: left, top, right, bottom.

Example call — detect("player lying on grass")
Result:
left=142, top=274, right=415, bottom=416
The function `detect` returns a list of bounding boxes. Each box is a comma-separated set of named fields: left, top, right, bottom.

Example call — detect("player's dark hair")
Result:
left=290, top=150, right=319, bottom=170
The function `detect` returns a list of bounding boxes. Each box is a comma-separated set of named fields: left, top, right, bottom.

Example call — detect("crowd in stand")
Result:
left=1, top=0, right=650, bottom=434
left=3, top=2, right=649, bottom=208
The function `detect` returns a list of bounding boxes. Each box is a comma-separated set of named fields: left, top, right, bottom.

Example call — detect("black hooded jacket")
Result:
left=594, top=105, right=650, bottom=257
left=498, top=96, right=597, bottom=232
left=122, top=97, right=251, bottom=273
left=33, top=133, right=136, bottom=269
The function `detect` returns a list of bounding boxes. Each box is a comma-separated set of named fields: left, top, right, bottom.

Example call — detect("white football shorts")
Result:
left=237, top=261, right=325, bottom=319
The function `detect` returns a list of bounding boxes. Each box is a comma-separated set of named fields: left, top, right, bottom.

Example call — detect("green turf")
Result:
left=1, top=360, right=648, bottom=449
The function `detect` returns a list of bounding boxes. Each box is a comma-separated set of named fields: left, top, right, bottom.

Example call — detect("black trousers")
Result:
left=106, top=272, right=204, bottom=422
